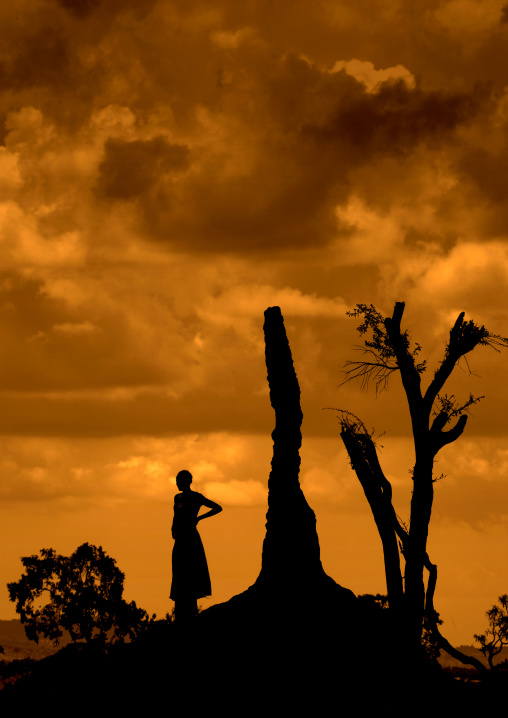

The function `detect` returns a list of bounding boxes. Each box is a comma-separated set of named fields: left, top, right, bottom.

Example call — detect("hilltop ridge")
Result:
left=2, top=619, right=506, bottom=669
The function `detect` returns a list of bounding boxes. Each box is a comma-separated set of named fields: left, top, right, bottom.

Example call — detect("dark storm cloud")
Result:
left=131, top=53, right=486, bottom=253
left=304, top=78, right=485, bottom=158
left=0, top=2, right=493, bottom=257
left=0, top=0, right=505, bottom=415
left=0, top=0, right=159, bottom=136
left=57, top=0, right=101, bottom=17
left=55, top=0, right=159, bottom=27
left=457, top=147, right=508, bottom=204
left=111, top=54, right=358, bottom=251
left=95, top=137, right=190, bottom=200
left=0, top=26, right=70, bottom=91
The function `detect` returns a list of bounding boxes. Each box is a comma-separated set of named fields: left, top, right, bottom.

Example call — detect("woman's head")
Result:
left=176, top=469, right=193, bottom=490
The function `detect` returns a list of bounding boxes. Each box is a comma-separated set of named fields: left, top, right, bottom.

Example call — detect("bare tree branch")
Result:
left=424, top=315, right=508, bottom=412
left=424, top=559, right=487, bottom=674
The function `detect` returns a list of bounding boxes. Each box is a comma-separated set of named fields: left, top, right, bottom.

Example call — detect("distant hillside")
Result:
left=437, top=644, right=508, bottom=669
left=0, top=620, right=70, bottom=661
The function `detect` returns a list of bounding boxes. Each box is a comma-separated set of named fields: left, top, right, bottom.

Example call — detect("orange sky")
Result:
left=1, top=0, right=508, bottom=647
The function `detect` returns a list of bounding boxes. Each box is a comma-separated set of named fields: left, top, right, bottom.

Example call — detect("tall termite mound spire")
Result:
left=201, top=306, right=355, bottom=620
left=254, top=306, right=332, bottom=590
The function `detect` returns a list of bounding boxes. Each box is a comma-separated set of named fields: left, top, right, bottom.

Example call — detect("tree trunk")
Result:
left=404, top=454, right=434, bottom=657
left=339, top=424, right=403, bottom=614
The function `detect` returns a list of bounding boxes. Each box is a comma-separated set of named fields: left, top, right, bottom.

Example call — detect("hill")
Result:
left=0, top=619, right=70, bottom=661
left=1, top=615, right=507, bottom=716
left=3, top=616, right=508, bottom=669
left=438, top=644, right=508, bottom=669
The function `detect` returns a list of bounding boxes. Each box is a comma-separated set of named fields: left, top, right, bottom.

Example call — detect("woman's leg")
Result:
left=175, top=596, right=198, bottom=622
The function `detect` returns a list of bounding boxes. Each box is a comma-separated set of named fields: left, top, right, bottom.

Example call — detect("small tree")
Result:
left=336, top=302, right=506, bottom=666
left=474, top=595, right=508, bottom=669
left=8, top=543, right=149, bottom=645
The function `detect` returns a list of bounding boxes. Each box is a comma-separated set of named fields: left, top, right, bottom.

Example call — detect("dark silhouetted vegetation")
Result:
left=474, top=595, right=508, bottom=669
left=359, top=592, right=443, bottom=661
left=335, top=302, right=507, bottom=669
left=8, top=543, right=150, bottom=646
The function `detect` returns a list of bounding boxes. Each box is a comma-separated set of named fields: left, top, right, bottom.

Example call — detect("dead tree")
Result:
left=337, top=302, right=506, bottom=665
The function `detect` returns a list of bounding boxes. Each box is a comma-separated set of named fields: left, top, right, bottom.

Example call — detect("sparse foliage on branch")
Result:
left=335, top=301, right=507, bottom=667
left=474, top=594, right=508, bottom=669
left=343, top=303, right=426, bottom=392
left=7, top=543, right=150, bottom=646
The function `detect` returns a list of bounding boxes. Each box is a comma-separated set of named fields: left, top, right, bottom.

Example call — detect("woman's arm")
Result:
left=171, top=494, right=179, bottom=538
left=196, top=495, right=222, bottom=523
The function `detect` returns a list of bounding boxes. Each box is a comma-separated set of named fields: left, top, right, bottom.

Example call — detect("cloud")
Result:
left=202, top=479, right=266, bottom=506
left=433, top=439, right=508, bottom=528
left=333, top=196, right=406, bottom=265
left=199, top=284, right=348, bottom=324
left=90, top=105, right=137, bottom=137
left=331, top=59, right=415, bottom=93
left=432, top=1, right=505, bottom=44
left=94, top=136, right=190, bottom=200
left=52, top=321, right=100, bottom=335
left=304, top=78, right=484, bottom=159
left=0, top=24, right=70, bottom=91
left=0, top=2, right=505, bottom=461
left=457, top=146, right=508, bottom=204
left=0, top=432, right=273, bottom=506
left=0, top=202, right=85, bottom=268
left=57, top=0, right=102, bottom=18
left=210, top=25, right=260, bottom=50
left=5, top=106, right=47, bottom=144
left=125, top=53, right=481, bottom=253
left=388, top=240, right=508, bottom=325
left=0, top=272, right=168, bottom=393
left=0, top=148, right=22, bottom=195
left=0, top=4, right=491, bottom=263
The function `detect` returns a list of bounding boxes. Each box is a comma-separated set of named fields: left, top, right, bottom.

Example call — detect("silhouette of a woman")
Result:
left=170, top=469, right=222, bottom=621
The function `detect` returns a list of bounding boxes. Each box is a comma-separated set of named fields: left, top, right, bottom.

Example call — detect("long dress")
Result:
left=170, top=490, right=212, bottom=600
